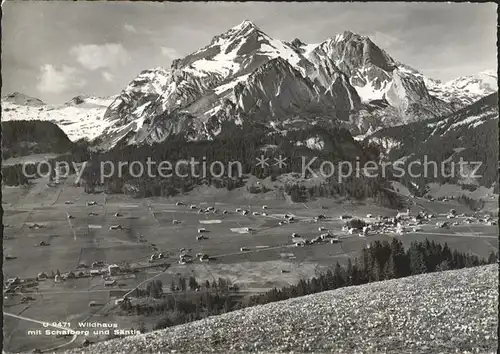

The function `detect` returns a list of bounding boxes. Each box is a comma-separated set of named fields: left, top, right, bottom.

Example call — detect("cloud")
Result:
left=102, top=71, right=114, bottom=82
left=161, top=46, right=180, bottom=59
left=124, top=24, right=138, bottom=33
left=36, top=64, right=85, bottom=94
left=70, top=43, right=129, bottom=71
left=368, top=31, right=404, bottom=51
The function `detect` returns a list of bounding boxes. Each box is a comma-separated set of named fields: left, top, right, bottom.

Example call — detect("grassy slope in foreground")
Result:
left=67, top=265, right=498, bottom=354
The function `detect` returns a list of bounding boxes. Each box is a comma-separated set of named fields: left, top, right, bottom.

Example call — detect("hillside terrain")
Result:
left=366, top=92, right=499, bottom=192
left=66, top=265, right=498, bottom=354
left=1, top=120, right=74, bottom=160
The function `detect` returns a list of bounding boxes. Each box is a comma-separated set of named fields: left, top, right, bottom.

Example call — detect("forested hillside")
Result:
left=366, top=92, right=499, bottom=192
left=84, top=123, right=402, bottom=208
left=1, top=120, right=74, bottom=159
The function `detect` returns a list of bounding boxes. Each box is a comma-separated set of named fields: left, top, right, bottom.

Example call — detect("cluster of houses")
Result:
left=149, top=251, right=168, bottom=262
left=467, top=213, right=497, bottom=226
left=292, top=231, right=340, bottom=247
left=21, top=262, right=125, bottom=288
left=435, top=209, right=497, bottom=229
left=185, top=203, right=222, bottom=215
left=290, top=222, right=341, bottom=247
left=277, top=214, right=296, bottom=226
left=196, top=227, right=209, bottom=240
left=313, top=214, right=327, bottom=222
left=4, top=277, right=24, bottom=293
left=4, top=278, right=37, bottom=304
left=235, top=208, right=249, bottom=216
left=342, top=210, right=430, bottom=236
left=149, top=242, right=212, bottom=266
left=4, top=275, right=50, bottom=297
left=178, top=252, right=210, bottom=265
left=337, top=208, right=497, bottom=237
left=176, top=201, right=241, bottom=216
left=177, top=202, right=241, bottom=221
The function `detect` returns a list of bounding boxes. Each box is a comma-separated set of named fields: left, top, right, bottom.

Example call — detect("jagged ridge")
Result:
left=2, top=21, right=497, bottom=148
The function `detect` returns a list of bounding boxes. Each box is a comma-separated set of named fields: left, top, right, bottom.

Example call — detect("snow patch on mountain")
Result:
left=302, top=43, right=320, bottom=57
left=214, top=74, right=251, bottom=95
left=449, top=113, right=489, bottom=130
left=354, top=77, right=390, bottom=102
left=367, top=136, right=401, bottom=155
left=191, top=58, right=240, bottom=77
left=295, top=136, right=325, bottom=150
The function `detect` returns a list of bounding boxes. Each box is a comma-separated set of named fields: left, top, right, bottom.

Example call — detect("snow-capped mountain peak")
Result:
left=3, top=21, right=497, bottom=149
left=208, top=19, right=262, bottom=48
left=230, top=19, right=260, bottom=33
left=424, top=70, right=498, bottom=108
left=173, top=19, right=305, bottom=81
left=444, top=71, right=497, bottom=94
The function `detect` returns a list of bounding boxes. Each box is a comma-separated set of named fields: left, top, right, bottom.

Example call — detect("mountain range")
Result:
left=2, top=20, right=497, bottom=150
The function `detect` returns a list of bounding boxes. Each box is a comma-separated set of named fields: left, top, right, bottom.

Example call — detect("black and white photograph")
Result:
left=1, top=2, right=498, bottom=353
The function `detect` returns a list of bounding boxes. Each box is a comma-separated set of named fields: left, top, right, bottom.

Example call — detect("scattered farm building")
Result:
left=108, top=264, right=120, bottom=275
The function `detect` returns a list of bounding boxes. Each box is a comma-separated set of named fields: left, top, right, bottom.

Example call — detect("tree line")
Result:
left=118, top=238, right=497, bottom=332
left=80, top=124, right=402, bottom=208
left=248, top=239, right=496, bottom=306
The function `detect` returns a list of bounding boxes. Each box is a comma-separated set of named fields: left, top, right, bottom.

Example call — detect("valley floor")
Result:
left=2, top=173, right=498, bottom=353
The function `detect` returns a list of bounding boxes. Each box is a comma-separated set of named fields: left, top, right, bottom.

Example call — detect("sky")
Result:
left=2, top=2, right=497, bottom=104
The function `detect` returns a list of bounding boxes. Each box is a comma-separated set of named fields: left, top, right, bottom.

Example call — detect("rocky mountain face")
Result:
left=99, top=22, right=362, bottom=148
left=384, top=68, right=453, bottom=120
left=306, top=31, right=395, bottom=101
left=99, top=22, right=497, bottom=148
left=2, top=21, right=497, bottom=149
left=92, top=23, right=432, bottom=147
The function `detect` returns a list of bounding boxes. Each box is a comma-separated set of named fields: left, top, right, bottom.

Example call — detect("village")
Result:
left=5, top=198, right=497, bottom=306
left=2, top=169, right=498, bottom=353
